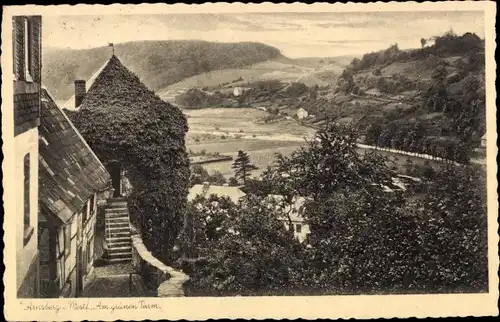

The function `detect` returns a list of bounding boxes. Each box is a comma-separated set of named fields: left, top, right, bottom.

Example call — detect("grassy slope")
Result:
left=160, top=55, right=352, bottom=102
left=301, top=37, right=486, bottom=145
left=43, top=40, right=283, bottom=101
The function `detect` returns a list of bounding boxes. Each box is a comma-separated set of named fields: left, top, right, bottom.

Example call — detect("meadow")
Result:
left=185, top=107, right=314, bottom=178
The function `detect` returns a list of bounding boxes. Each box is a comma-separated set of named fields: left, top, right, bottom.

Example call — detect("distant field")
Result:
left=185, top=107, right=314, bottom=178
left=188, top=139, right=305, bottom=155
left=196, top=145, right=304, bottom=178
left=185, top=108, right=316, bottom=145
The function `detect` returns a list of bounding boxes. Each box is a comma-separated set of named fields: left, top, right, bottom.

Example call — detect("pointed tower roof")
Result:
left=71, top=54, right=187, bottom=154
left=78, top=55, right=164, bottom=111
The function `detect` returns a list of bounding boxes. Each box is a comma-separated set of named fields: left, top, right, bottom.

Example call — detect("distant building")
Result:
left=11, top=15, right=43, bottom=299
left=233, top=87, right=242, bottom=97
left=38, top=88, right=111, bottom=298
left=297, top=108, right=309, bottom=120
left=266, top=195, right=311, bottom=243
left=188, top=182, right=246, bottom=204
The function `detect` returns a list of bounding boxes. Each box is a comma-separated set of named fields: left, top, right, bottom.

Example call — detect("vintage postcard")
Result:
left=2, top=1, right=498, bottom=320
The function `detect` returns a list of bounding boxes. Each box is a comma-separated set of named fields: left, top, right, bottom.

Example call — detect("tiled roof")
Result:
left=39, top=87, right=111, bottom=225
left=188, top=184, right=246, bottom=204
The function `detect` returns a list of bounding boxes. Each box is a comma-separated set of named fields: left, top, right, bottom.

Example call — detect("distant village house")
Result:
left=266, top=194, right=311, bottom=243
left=297, top=107, right=309, bottom=120
left=188, top=182, right=246, bottom=205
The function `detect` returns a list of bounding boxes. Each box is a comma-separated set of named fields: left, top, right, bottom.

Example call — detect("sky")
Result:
left=43, top=11, right=485, bottom=58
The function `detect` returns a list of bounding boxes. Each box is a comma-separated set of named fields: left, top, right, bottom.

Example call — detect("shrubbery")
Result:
left=182, top=124, right=488, bottom=295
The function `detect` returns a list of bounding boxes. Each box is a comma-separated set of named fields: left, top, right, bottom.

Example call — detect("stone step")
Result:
left=107, top=201, right=128, bottom=207
left=107, top=221, right=130, bottom=228
left=106, top=231, right=131, bottom=238
left=107, top=257, right=132, bottom=264
left=105, top=216, right=129, bottom=223
left=105, top=213, right=129, bottom=219
left=108, top=246, right=132, bottom=253
left=107, top=225, right=130, bottom=232
left=107, top=241, right=132, bottom=249
left=105, top=207, right=129, bottom=213
left=109, top=197, right=127, bottom=202
left=108, top=252, right=133, bottom=260
left=106, top=236, right=132, bottom=248
left=106, top=220, right=130, bottom=226
left=106, top=235, right=130, bottom=241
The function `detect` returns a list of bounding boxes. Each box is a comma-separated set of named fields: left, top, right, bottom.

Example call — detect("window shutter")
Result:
left=13, top=17, right=25, bottom=79
left=31, top=17, right=41, bottom=82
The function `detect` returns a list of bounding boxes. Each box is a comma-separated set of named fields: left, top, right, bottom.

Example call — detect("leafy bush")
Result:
left=183, top=123, right=488, bottom=295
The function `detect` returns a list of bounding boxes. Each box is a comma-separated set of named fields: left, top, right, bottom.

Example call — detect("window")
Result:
left=24, top=17, right=33, bottom=80
left=23, top=154, right=33, bottom=245
left=87, top=237, right=94, bottom=273
left=64, top=225, right=71, bottom=256
left=295, top=224, right=302, bottom=233
left=89, top=193, right=95, bottom=216
left=81, top=202, right=88, bottom=225
left=57, top=258, right=64, bottom=290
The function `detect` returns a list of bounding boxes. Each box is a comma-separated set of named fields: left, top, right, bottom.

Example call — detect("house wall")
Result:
left=82, top=193, right=98, bottom=290
left=13, top=15, right=42, bottom=299
left=47, top=193, right=98, bottom=297
left=297, top=109, right=308, bottom=120
left=283, top=220, right=310, bottom=243
left=15, top=126, right=39, bottom=297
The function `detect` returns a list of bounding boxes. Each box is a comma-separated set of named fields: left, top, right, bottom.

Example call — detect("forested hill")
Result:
left=43, top=40, right=283, bottom=101
left=297, top=31, right=486, bottom=163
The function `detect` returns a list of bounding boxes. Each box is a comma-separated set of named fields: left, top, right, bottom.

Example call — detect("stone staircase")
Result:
left=104, top=197, right=132, bottom=263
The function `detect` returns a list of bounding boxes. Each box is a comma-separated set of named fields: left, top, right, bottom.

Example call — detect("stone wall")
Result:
left=131, top=233, right=189, bottom=297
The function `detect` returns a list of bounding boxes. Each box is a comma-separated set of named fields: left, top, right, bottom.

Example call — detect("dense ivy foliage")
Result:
left=70, top=55, right=190, bottom=262
left=183, top=123, right=488, bottom=295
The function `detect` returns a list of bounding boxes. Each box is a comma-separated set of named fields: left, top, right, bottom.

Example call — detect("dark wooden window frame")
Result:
left=23, top=17, right=34, bottom=82
left=64, top=225, right=71, bottom=257
left=23, top=153, right=33, bottom=246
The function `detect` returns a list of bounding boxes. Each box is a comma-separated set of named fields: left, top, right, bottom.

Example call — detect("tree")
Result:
left=185, top=195, right=305, bottom=296
left=232, top=150, right=258, bottom=185
left=184, top=122, right=488, bottom=295
left=228, top=177, right=239, bottom=186
left=415, top=165, right=488, bottom=292
left=190, top=165, right=227, bottom=186
left=420, top=38, right=427, bottom=48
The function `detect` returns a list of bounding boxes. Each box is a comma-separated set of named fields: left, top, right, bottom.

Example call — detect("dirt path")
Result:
left=83, top=264, right=140, bottom=298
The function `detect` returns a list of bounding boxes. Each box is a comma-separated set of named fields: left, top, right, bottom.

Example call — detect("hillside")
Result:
left=159, top=55, right=350, bottom=103
left=42, top=40, right=283, bottom=102
left=175, top=31, right=486, bottom=163
left=298, top=31, right=486, bottom=163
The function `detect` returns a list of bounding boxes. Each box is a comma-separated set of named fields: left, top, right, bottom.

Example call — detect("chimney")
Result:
left=74, top=80, right=86, bottom=108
